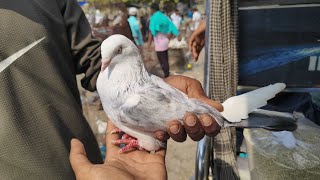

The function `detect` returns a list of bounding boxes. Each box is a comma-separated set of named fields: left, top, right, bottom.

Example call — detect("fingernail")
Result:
left=201, top=116, right=212, bottom=126
left=170, top=124, right=180, bottom=134
left=70, top=139, right=75, bottom=146
left=185, top=116, right=196, bottom=126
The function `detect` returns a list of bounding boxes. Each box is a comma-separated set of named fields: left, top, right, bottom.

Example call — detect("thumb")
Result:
left=70, top=139, right=93, bottom=176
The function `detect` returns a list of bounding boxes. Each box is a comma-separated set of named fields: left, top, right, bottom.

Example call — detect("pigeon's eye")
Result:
left=116, top=47, right=122, bottom=54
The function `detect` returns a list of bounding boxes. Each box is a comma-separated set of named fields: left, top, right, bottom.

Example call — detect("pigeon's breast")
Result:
left=97, top=72, right=135, bottom=108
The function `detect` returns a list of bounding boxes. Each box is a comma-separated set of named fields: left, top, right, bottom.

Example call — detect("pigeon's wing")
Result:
left=119, top=84, right=190, bottom=132
left=150, top=74, right=188, bottom=99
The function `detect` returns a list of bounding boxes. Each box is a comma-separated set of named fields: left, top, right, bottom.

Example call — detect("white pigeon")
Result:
left=96, top=34, right=286, bottom=152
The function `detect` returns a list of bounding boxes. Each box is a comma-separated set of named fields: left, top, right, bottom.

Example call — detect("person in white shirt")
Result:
left=170, top=9, right=182, bottom=29
left=191, top=8, right=202, bottom=31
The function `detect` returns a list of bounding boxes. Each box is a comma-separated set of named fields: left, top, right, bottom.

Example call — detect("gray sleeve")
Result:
left=58, top=0, right=101, bottom=91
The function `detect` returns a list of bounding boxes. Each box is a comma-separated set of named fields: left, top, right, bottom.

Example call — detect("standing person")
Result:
left=111, top=3, right=134, bottom=42
left=0, top=1, right=221, bottom=179
left=128, top=7, right=144, bottom=52
left=140, top=15, right=148, bottom=42
left=147, top=3, right=179, bottom=78
left=0, top=0, right=103, bottom=179
left=191, top=8, right=202, bottom=31
left=187, top=8, right=193, bottom=19
left=170, top=9, right=182, bottom=30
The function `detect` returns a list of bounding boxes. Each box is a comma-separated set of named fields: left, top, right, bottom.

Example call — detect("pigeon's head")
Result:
left=100, top=34, right=139, bottom=72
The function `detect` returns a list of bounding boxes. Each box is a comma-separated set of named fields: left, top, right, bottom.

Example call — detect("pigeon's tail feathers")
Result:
left=237, top=83, right=286, bottom=109
left=221, top=83, right=286, bottom=122
left=188, top=99, right=225, bottom=127
left=244, top=83, right=285, bottom=99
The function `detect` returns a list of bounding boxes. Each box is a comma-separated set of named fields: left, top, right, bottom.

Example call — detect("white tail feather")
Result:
left=221, top=83, right=286, bottom=122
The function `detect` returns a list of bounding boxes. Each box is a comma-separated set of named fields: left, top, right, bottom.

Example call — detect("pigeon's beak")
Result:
left=101, top=59, right=111, bottom=72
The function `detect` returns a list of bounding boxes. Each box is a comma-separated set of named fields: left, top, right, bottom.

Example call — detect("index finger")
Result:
left=197, top=96, right=223, bottom=112
left=185, top=79, right=224, bottom=111
left=192, top=43, right=199, bottom=61
left=188, top=35, right=195, bottom=50
left=189, top=29, right=202, bottom=50
left=188, top=30, right=195, bottom=48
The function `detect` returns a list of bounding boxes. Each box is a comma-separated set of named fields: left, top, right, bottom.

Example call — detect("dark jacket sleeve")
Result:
left=58, top=0, right=101, bottom=91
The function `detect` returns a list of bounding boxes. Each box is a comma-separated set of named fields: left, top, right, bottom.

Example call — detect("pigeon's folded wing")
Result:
left=150, top=75, right=188, bottom=100
left=119, top=85, right=189, bottom=132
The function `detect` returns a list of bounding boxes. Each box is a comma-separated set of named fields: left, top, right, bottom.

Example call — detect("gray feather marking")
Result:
left=120, top=85, right=190, bottom=132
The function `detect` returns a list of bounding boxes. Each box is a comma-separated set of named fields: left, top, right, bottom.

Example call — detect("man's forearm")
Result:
left=147, top=32, right=152, bottom=47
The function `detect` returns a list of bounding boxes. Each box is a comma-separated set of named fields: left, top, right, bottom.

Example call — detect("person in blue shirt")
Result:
left=187, top=9, right=193, bottom=18
left=147, top=3, right=179, bottom=77
left=128, top=7, right=144, bottom=52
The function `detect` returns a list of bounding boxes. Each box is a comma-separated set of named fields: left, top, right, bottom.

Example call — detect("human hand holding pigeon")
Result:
left=154, top=75, right=222, bottom=142
left=70, top=122, right=166, bottom=180
left=97, top=34, right=295, bottom=152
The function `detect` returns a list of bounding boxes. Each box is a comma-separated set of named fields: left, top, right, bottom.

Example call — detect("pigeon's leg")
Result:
left=121, top=133, right=135, bottom=140
left=120, top=140, right=144, bottom=153
left=112, top=134, right=144, bottom=152
left=110, top=127, right=122, bottom=134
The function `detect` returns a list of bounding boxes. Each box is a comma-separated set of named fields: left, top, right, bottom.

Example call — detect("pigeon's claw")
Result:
left=110, top=128, right=122, bottom=135
left=121, top=133, right=135, bottom=140
left=119, top=139, right=144, bottom=153
left=111, top=133, right=144, bottom=153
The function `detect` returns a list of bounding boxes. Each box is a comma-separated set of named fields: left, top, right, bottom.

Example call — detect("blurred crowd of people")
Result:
left=84, top=3, right=204, bottom=41
left=82, top=2, right=204, bottom=77
left=81, top=2, right=204, bottom=117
